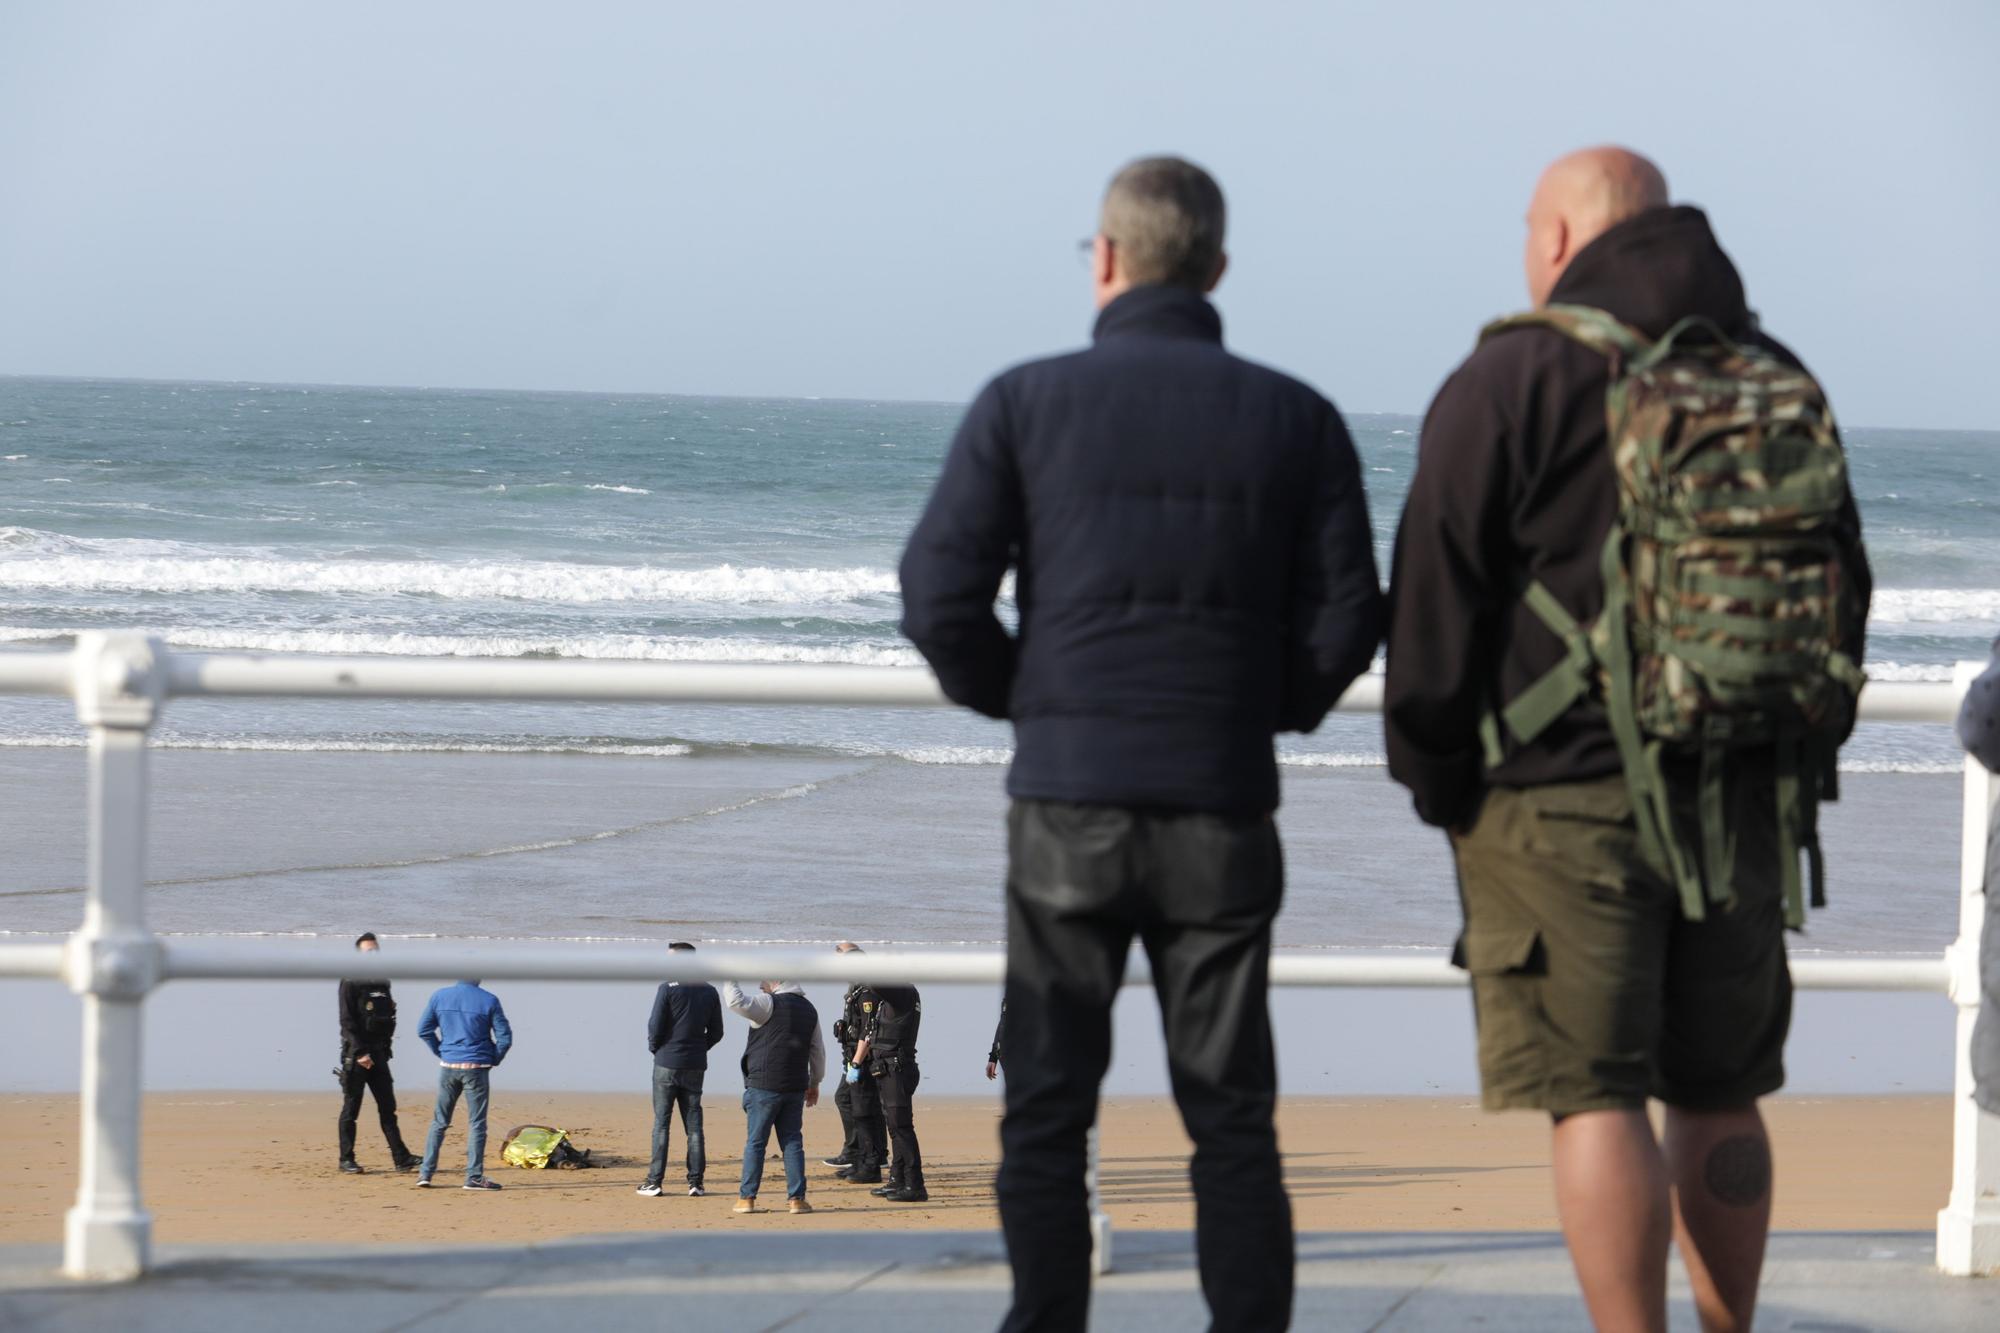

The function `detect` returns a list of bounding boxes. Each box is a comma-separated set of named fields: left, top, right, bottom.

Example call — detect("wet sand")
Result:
left=0, top=1092, right=1952, bottom=1245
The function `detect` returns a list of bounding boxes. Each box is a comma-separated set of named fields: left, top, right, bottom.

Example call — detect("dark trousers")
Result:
left=874, top=1059, right=922, bottom=1185
left=997, top=800, right=1293, bottom=1333
left=835, top=1068, right=887, bottom=1168
left=646, top=1066, right=706, bottom=1188
left=337, top=1054, right=413, bottom=1164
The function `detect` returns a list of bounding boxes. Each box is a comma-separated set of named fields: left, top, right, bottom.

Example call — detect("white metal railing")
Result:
left=0, top=632, right=1992, bottom=1283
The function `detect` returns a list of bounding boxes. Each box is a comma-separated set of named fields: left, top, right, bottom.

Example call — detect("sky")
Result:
left=0, top=2, right=1994, bottom=429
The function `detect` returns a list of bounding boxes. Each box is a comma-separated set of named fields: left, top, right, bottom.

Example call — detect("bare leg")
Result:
left=1551, top=1108, right=1671, bottom=1333
left=1663, top=1104, right=1772, bottom=1333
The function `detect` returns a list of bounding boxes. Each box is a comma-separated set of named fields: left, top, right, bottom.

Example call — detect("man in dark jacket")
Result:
left=639, top=941, right=726, bottom=1198
left=901, top=155, right=1384, bottom=1332
left=335, top=932, right=419, bottom=1174
left=1386, top=147, right=1870, bottom=1333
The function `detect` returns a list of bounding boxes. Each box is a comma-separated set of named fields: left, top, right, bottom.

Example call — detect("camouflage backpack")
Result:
left=1477, top=304, right=1865, bottom=927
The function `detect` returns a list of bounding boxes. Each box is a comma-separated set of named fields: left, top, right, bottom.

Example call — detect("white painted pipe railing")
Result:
left=0, top=632, right=1990, bottom=1283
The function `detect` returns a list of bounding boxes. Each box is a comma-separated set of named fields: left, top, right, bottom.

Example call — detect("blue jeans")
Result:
left=739, top=1087, right=805, bottom=1201
left=646, top=1066, right=706, bottom=1188
left=419, top=1066, right=491, bottom=1183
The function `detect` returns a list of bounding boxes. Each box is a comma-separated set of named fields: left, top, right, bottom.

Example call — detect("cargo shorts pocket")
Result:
left=1454, top=928, right=1550, bottom=1110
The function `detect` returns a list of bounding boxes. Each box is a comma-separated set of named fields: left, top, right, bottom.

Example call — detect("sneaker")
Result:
left=821, top=1156, right=852, bottom=1169
left=463, top=1177, right=502, bottom=1191
left=841, top=1167, right=882, bottom=1185
left=788, top=1198, right=813, bottom=1215
left=393, top=1157, right=421, bottom=1174
left=687, top=1184, right=706, bottom=1197
left=339, top=1160, right=363, bottom=1175
left=885, top=1184, right=930, bottom=1203
left=732, top=1197, right=756, bottom=1214
left=415, top=1176, right=434, bottom=1188
left=635, top=1184, right=663, bottom=1197
left=870, top=1182, right=898, bottom=1197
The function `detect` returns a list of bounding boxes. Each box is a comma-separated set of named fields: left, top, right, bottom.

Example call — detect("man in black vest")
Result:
left=826, top=942, right=886, bottom=1185
left=723, top=979, right=826, bottom=1215
left=850, top=982, right=924, bottom=1202
left=336, top=932, right=419, bottom=1174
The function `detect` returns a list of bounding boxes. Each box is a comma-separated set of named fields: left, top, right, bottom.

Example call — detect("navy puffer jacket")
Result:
left=900, top=284, right=1384, bottom=814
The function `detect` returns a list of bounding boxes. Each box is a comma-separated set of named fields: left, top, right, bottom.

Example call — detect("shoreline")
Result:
left=0, top=1092, right=1952, bottom=1246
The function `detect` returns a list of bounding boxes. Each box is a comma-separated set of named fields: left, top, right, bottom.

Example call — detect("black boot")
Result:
left=843, top=1162, right=883, bottom=1185
left=885, top=1177, right=929, bottom=1203
left=870, top=1165, right=902, bottom=1197
left=339, top=1159, right=363, bottom=1175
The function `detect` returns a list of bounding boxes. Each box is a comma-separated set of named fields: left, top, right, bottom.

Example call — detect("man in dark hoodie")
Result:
left=901, top=156, right=1384, bottom=1332
left=1386, top=147, right=1869, bottom=1333
left=638, top=941, right=726, bottom=1198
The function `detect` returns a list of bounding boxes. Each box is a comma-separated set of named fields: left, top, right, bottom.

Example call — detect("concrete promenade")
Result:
left=2, top=1230, right=1995, bottom=1332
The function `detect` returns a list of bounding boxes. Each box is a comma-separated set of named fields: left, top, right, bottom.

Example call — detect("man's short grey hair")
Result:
left=1100, top=156, right=1226, bottom=290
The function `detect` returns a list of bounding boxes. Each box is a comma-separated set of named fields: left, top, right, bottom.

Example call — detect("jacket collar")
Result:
left=1547, top=205, right=1752, bottom=340
left=1092, top=283, right=1224, bottom=344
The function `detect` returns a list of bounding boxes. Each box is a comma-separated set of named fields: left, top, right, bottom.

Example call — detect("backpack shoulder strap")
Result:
left=1480, top=304, right=1653, bottom=365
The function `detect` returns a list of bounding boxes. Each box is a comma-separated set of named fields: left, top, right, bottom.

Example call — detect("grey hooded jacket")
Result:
left=1959, top=639, right=2000, bottom=1114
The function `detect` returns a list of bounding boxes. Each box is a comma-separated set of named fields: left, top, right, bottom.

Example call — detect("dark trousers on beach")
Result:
left=874, top=1059, right=922, bottom=1186
left=338, top=1054, right=413, bottom=1164
left=997, top=800, right=1293, bottom=1333
left=836, top=1068, right=886, bottom=1168
left=645, top=1066, right=706, bottom=1189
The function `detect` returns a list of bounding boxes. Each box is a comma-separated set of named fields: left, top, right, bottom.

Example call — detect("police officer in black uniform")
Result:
left=336, top=932, right=419, bottom=1174
left=851, top=980, right=925, bottom=1202
left=827, top=943, right=886, bottom=1184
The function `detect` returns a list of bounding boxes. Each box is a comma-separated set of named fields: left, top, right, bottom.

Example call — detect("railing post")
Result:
left=1937, top=659, right=2000, bottom=1277
left=61, top=633, right=165, bottom=1281
left=1087, top=1120, right=1113, bottom=1275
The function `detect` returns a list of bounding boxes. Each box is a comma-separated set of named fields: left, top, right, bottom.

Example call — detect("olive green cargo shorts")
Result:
left=1449, top=774, right=1792, bottom=1115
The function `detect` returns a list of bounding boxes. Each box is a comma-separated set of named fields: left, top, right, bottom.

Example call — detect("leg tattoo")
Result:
left=1702, top=1134, right=1772, bottom=1208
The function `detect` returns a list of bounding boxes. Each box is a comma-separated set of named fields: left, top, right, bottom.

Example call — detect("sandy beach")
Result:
left=0, top=1092, right=1950, bottom=1246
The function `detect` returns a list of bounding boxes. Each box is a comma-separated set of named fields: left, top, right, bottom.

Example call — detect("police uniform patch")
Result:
left=862, top=1002, right=875, bottom=1012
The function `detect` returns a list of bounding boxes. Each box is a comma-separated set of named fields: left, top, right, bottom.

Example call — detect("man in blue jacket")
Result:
left=414, top=978, right=513, bottom=1191
left=901, top=156, right=1384, bottom=1332
left=639, top=942, right=726, bottom=1198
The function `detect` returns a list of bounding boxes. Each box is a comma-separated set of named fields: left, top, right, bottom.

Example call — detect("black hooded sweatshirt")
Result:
left=1384, top=206, right=1871, bottom=829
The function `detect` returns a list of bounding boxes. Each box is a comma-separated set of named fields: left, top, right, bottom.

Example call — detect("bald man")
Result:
left=1386, top=148, right=1869, bottom=1333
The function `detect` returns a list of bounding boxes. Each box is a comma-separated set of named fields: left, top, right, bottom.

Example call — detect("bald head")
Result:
left=1523, top=146, right=1669, bottom=307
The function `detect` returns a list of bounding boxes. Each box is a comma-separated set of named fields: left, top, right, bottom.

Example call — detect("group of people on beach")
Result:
left=333, top=147, right=2000, bottom=1333
left=334, top=935, right=949, bottom=1210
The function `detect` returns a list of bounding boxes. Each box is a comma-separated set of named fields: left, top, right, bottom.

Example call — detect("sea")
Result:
left=0, top=376, right=1992, bottom=1093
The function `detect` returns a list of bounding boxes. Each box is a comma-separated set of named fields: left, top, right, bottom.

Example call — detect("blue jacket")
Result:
left=648, top=981, right=726, bottom=1071
left=900, top=284, right=1384, bottom=814
left=417, top=981, right=512, bottom=1066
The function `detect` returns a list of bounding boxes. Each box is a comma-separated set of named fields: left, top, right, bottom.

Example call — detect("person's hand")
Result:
left=844, top=1064, right=861, bottom=1085
left=356, top=1054, right=375, bottom=1071
left=985, top=1061, right=997, bottom=1081
left=805, top=1087, right=820, bottom=1109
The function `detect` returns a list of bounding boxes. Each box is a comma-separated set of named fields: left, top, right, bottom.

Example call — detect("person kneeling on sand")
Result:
left=415, top=978, right=513, bottom=1192
left=723, top=979, right=824, bottom=1215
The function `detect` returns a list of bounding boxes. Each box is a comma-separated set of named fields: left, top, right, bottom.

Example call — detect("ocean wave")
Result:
left=1869, top=588, right=2000, bottom=630
left=0, top=551, right=903, bottom=606
left=0, top=624, right=923, bottom=666
left=1864, top=662, right=1958, bottom=683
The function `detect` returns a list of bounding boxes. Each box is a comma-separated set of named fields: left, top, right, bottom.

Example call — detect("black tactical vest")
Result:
left=742, top=991, right=818, bottom=1093
left=870, top=985, right=921, bottom=1058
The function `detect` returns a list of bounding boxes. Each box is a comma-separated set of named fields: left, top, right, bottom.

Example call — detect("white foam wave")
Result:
left=585, top=483, right=651, bottom=495
left=0, top=624, right=922, bottom=665
left=0, top=552, right=901, bottom=606
left=1870, top=588, right=2000, bottom=630
left=1864, top=662, right=1957, bottom=683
